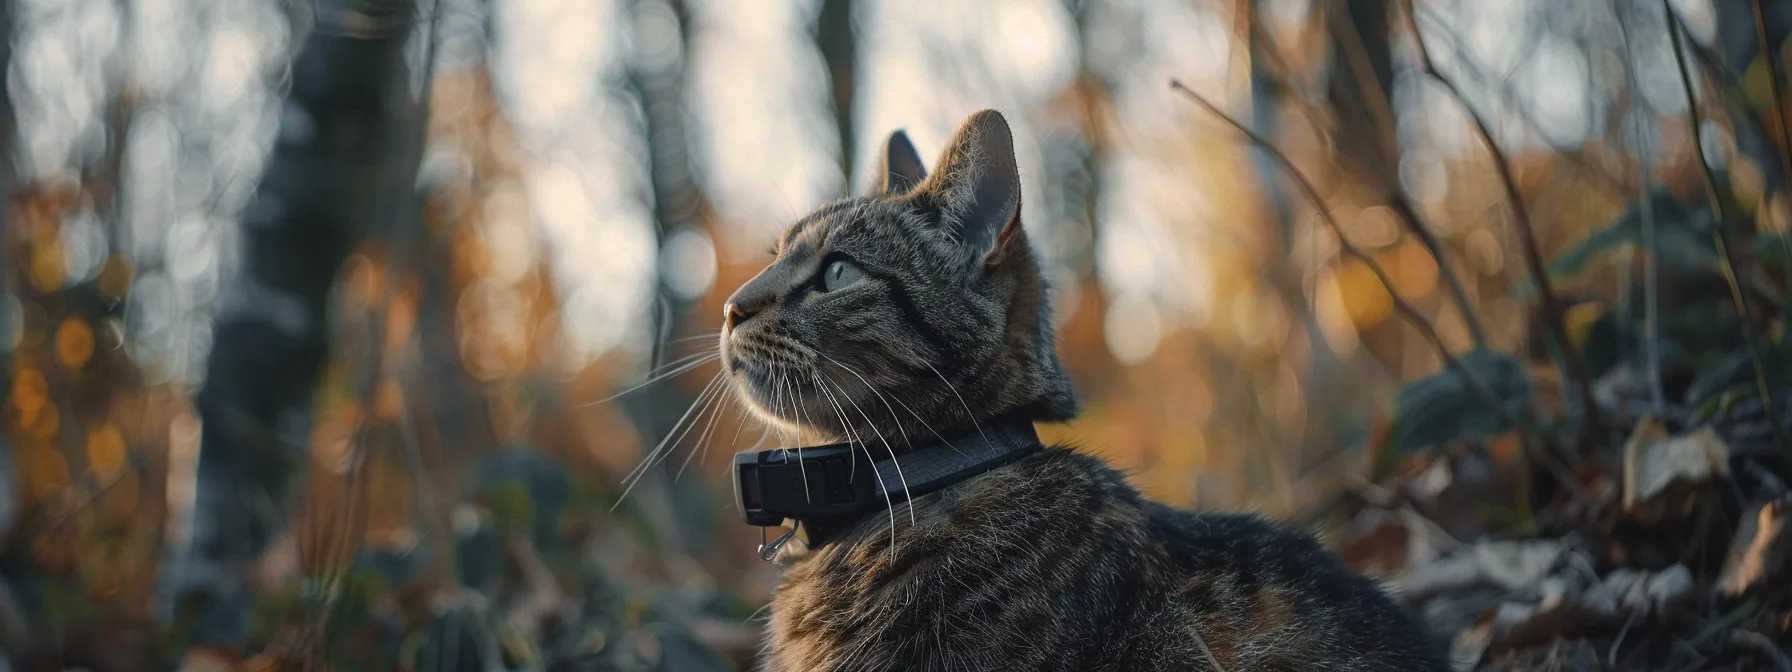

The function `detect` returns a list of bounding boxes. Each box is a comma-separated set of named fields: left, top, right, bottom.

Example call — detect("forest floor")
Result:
left=1329, top=362, right=1792, bottom=671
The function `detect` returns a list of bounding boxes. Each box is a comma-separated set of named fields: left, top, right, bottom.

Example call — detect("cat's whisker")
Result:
left=820, top=353, right=945, bottom=450
left=675, top=381, right=731, bottom=481
left=886, top=392, right=953, bottom=452
left=637, top=347, right=719, bottom=378
left=742, top=600, right=775, bottom=628
left=580, top=351, right=719, bottom=406
left=611, top=372, right=724, bottom=511
left=813, top=372, right=900, bottom=552
left=765, top=369, right=783, bottom=446
left=820, top=374, right=915, bottom=529
left=810, top=370, right=864, bottom=480
left=615, top=375, right=718, bottom=500
left=647, top=372, right=727, bottom=470
left=730, top=382, right=754, bottom=448
left=665, top=329, right=723, bottom=345
left=795, top=371, right=840, bottom=503
left=773, top=369, right=811, bottom=503
left=778, top=352, right=937, bottom=533
left=699, top=395, right=749, bottom=474
left=812, top=354, right=895, bottom=435
left=923, top=360, right=990, bottom=449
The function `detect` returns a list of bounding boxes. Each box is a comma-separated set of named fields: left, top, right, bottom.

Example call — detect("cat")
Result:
left=718, top=109, right=1450, bottom=671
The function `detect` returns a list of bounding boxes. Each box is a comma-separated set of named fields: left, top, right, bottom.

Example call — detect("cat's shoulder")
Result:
left=1142, top=503, right=1332, bottom=565
left=929, top=443, right=1148, bottom=530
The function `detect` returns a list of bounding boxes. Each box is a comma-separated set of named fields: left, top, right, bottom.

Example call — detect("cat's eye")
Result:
left=821, top=259, right=864, bottom=293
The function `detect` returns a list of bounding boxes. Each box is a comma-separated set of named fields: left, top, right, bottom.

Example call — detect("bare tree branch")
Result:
left=1747, top=0, right=1792, bottom=290
left=1399, top=0, right=1603, bottom=444
left=1752, top=0, right=1792, bottom=206
left=1664, top=0, right=1792, bottom=467
left=1250, top=7, right=1490, bottom=348
left=1171, top=80, right=1516, bottom=430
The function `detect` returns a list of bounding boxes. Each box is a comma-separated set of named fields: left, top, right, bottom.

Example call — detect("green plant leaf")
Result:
left=349, top=546, right=429, bottom=591
left=1684, top=338, right=1792, bottom=415
left=1377, top=348, right=1532, bottom=476
left=251, top=586, right=305, bottom=645
left=1549, top=190, right=1717, bottom=280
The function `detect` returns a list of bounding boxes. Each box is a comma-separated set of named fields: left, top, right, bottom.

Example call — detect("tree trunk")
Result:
left=0, top=1, right=24, bottom=656
left=0, top=0, right=18, bottom=546
left=622, top=0, right=712, bottom=557
left=0, top=0, right=15, bottom=391
left=818, top=0, right=856, bottom=186
left=1245, top=2, right=1344, bottom=463
left=157, top=0, right=422, bottom=651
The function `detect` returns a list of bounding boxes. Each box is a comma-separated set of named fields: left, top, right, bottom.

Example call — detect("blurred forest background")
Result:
left=2, top=0, right=1792, bottom=669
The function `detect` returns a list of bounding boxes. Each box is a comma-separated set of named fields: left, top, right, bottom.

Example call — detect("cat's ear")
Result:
left=917, top=109, right=1023, bottom=262
left=873, top=130, right=927, bottom=196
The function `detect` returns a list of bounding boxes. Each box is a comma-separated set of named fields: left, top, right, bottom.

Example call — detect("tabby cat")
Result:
left=718, top=109, right=1449, bottom=671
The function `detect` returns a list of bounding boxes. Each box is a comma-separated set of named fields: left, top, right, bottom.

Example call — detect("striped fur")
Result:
left=720, top=110, right=1449, bottom=671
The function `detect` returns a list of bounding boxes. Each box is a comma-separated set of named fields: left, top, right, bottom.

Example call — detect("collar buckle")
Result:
left=734, top=444, right=877, bottom=527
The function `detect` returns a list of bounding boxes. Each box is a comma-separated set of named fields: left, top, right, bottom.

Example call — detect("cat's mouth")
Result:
left=722, top=331, right=909, bottom=446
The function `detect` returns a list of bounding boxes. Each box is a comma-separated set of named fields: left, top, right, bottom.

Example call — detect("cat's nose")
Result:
left=724, top=302, right=756, bottom=330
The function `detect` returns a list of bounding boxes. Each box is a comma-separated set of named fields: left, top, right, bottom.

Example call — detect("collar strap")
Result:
left=733, top=418, right=1042, bottom=548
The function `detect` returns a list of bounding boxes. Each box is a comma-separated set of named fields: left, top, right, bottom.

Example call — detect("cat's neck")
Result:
left=743, top=413, right=1044, bottom=554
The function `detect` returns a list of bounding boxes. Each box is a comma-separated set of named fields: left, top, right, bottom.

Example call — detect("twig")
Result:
left=1615, top=5, right=1668, bottom=412
left=1408, top=2, right=1633, bottom=199
left=1690, top=597, right=1759, bottom=647
left=1667, top=7, right=1788, bottom=180
left=1173, top=77, right=1597, bottom=526
left=1751, top=0, right=1792, bottom=294
left=384, top=0, right=450, bottom=584
left=1664, top=1, right=1792, bottom=470
left=1318, top=13, right=1483, bottom=349
left=1190, top=617, right=1227, bottom=672
left=1732, top=630, right=1792, bottom=672
left=1171, top=80, right=1546, bottom=450
left=1387, top=194, right=1487, bottom=347
left=1400, top=0, right=1604, bottom=446
left=1665, top=2, right=1792, bottom=295
left=1249, top=12, right=1490, bottom=348
left=1608, top=610, right=1641, bottom=668
left=503, top=534, right=565, bottom=640
left=1754, top=0, right=1792, bottom=205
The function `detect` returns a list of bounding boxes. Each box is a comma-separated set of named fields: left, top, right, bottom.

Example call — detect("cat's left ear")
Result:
left=916, top=109, right=1024, bottom=263
left=872, top=130, right=927, bottom=196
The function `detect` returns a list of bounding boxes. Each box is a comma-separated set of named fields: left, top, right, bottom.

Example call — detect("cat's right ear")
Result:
left=915, top=110, right=1023, bottom=263
left=873, top=130, right=927, bottom=196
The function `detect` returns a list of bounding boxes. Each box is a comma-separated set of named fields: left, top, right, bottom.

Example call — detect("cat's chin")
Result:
left=727, top=380, right=831, bottom=447
left=719, top=372, right=814, bottom=435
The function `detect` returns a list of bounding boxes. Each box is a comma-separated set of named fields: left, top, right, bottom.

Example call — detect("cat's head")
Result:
left=718, top=109, right=1076, bottom=447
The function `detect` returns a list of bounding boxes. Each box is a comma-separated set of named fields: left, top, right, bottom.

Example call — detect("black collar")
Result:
left=733, top=417, right=1043, bottom=552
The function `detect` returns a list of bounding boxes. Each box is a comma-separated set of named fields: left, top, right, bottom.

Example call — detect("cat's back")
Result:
left=763, top=447, right=1447, bottom=671
left=1129, top=501, right=1450, bottom=671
